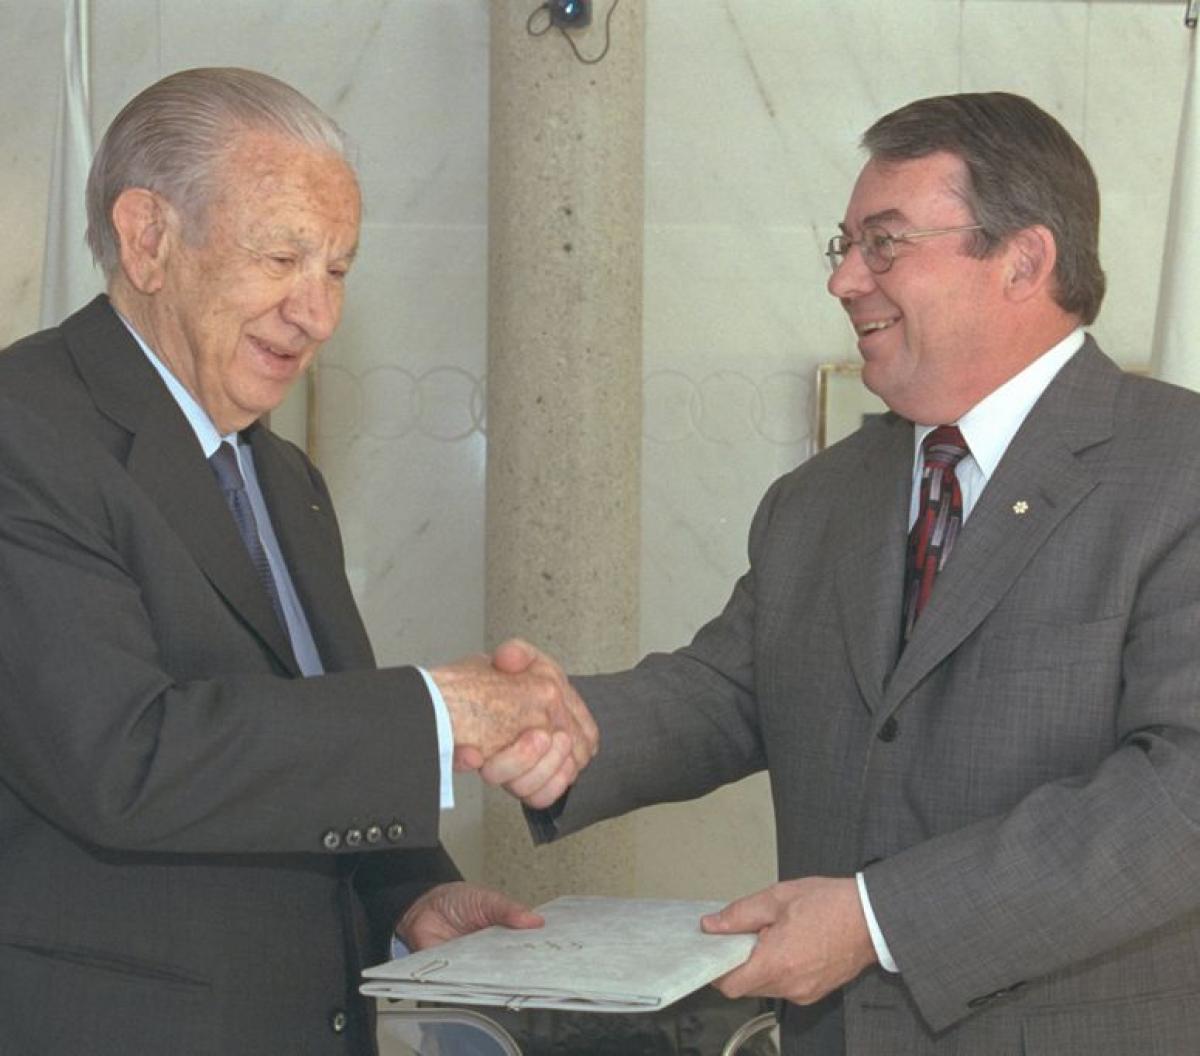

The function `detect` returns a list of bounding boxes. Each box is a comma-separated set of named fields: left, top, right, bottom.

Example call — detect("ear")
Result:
left=111, top=188, right=177, bottom=294
left=1001, top=225, right=1057, bottom=304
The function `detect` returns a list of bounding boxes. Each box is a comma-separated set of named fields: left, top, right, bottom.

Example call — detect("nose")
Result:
left=826, top=244, right=876, bottom=302
left=282, top=272, right=341, bottom=342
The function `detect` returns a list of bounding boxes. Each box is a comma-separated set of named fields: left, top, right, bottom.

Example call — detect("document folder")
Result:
left=362, top=895, right=757, bottom=1013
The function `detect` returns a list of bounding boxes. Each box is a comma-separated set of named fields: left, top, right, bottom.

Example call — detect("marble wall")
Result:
left=1, top=0, right=1192, bottom=895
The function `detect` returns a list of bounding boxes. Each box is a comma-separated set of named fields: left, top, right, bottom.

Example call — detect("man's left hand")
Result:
left=702, top=876, right=877, bottom=1005
left=397, top=881, right=544, bottom=950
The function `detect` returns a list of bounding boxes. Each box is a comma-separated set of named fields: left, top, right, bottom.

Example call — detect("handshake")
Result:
left=430, top=639, right=598, bottom=809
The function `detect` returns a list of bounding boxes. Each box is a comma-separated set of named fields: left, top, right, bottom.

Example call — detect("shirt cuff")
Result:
left=418, top=667, right=455, bottom=810
left=856, top=870, right=898, bottom=973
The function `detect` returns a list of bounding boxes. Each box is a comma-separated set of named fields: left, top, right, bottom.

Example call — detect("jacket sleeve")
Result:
left=355, top=845, right=463, bottom=963
left=0, top=392, right=444, bottom=860
left=531, top=477, right=788, bottom=842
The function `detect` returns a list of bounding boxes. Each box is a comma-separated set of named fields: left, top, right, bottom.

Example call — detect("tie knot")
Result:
left=209, top=442, right=245, bottom=492
left=923, top=425, right=968, bottom=469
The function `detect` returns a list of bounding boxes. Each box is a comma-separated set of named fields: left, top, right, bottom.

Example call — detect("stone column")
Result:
left=483, top=0, right=644, bottom=906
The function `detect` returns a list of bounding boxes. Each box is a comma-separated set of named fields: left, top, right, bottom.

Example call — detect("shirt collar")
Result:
left=114, top=312, right=237, bottom=457
left=913, top=327, right=1085, bottom=480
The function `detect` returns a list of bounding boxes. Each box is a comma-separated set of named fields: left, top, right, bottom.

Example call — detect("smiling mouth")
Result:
left=249, top=336, right=298, bottom=360
left=855, top=317, right=900, bottom=337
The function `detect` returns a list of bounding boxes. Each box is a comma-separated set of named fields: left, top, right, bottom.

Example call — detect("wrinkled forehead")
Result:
left=216, top=130, right=361, bottom=236
left=222, top=129, right=355, bottom=207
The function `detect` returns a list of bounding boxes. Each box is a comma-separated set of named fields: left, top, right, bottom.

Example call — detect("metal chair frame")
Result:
left=377, top=1005, right=523, bottom=1055
left=377, top=1004, right=778, bottom=1056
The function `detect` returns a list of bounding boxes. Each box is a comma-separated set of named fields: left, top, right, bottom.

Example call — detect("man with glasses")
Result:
left=491, top=92, right=1200, bottom=1054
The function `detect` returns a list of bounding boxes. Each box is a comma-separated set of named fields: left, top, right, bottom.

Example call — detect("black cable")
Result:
left=526, top=0, right=620, bottom=66
left=526, top=3, right=553, bottom=37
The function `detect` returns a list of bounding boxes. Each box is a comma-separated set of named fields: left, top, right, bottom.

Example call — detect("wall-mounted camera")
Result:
left=548, top=0, right=591, bottom=29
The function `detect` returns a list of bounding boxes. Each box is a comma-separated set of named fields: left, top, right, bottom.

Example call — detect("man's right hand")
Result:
left=430, top=638, right=597, bottom=806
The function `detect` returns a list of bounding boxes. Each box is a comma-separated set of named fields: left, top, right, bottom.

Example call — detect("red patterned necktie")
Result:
left=901, top=425, right=969, bottom=644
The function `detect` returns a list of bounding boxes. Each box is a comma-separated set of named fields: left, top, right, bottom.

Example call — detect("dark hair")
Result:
left=86, top=67, right=350, bottom=277
left=862, top=92, right=1105, bottom=324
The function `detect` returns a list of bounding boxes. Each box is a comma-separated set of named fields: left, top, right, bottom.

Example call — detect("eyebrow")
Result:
left=839, top=208, right=909, bottom=235
left=247, top=231, right=359, bottom=265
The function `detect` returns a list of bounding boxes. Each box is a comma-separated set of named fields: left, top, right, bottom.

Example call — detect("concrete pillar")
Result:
left=483, top=0, right=644, bottom=906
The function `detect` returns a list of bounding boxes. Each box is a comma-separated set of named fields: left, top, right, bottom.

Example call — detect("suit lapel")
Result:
left=64, top=297, right=300, bottom=676
left=247, top=425, right=375, bottom=673
left=835, top=413, right=914, bottom=713
left=884, top=340, right=1118, bottom=709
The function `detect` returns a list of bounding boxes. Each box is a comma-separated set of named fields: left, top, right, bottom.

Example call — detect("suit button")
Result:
left=321, top=829, right=342, bottom=851
left=365, top=824, right=383, bottom=844
left=329, top=1008, right=348, bottom=1034
left=345, top=828, right=364, bottom=848
left=386, top=821, right=405, bottom=842
left=878, top=717, right=899, bottom=742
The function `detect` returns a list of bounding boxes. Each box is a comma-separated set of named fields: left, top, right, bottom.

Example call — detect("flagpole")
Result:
left=1150, top=14, right=1198, bottom=388
left=79, top=0, right=91, bottom=106
left=39, top=0, right=99, bottom=328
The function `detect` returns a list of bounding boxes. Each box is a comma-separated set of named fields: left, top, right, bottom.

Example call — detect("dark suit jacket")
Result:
left=539, top=340, right=1200, bottom=1055
left=0, top=296, right=459, bottom=1055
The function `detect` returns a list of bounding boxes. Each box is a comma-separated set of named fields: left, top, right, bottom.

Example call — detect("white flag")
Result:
left=39, top=0, right=100, bottom=329
left=1151, top=26, right=1200, bottom=388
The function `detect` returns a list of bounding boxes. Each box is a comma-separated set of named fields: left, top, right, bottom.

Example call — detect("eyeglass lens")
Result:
left=826, top=226, right=892, bottom=273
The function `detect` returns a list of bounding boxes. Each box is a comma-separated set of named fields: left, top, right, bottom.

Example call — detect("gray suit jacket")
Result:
left=0, top=297, right=458, bottom=1055
left=541, top=340, right=1200, bottom=1054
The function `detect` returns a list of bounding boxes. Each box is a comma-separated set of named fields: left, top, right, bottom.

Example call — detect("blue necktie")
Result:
left=209, top=442, right=288, bottom=634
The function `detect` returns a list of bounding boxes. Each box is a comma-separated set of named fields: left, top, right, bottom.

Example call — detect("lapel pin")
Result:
left=310, top=503, right=322, bottom=512
left=1012, top=500, right=1029, bottom=515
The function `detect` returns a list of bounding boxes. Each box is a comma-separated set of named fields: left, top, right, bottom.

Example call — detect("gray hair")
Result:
left=86, top=67, right=351, bottom=277
left=862, top=92, right=1106, bottom=324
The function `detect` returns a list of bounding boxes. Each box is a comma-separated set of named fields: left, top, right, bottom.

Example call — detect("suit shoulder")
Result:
left=0, top=333, right=101, bottom=468
left=1116, top=370, right=1200, bottom=420
left=0, top=322, right=72, bottom=385
left=1111, top=371, right=1200, bottom=461
left=770, top=412, right=905, bottom=496
left=748, top=413, right=905, bottom=536
left=0, top=322, right=97, bottom=429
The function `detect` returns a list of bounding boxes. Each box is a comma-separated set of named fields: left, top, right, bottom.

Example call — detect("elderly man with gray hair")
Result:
left=0, top=67, right=595, bottom=1055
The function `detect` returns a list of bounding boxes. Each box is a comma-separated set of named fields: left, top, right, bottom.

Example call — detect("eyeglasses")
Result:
left=826, top=223, right=984, bottom=274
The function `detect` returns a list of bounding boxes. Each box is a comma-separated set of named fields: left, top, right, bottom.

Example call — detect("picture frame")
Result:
left=814, top=362, right=889, bottom=450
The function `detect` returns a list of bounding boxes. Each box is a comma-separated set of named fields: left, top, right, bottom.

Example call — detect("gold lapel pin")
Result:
left=1012, top=500, right=1029, bottom=515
